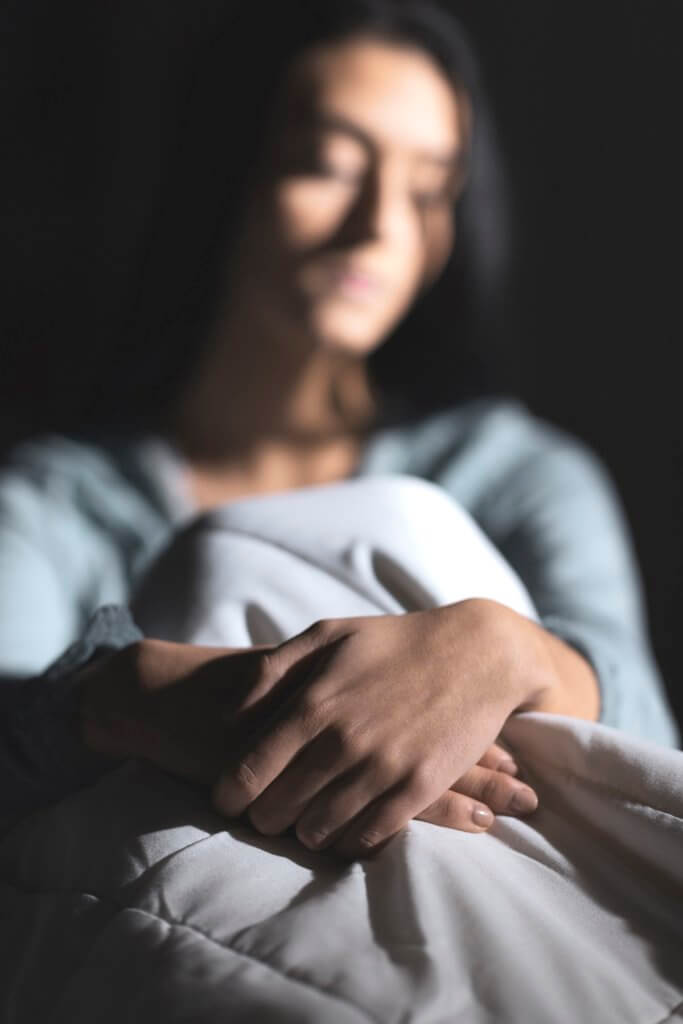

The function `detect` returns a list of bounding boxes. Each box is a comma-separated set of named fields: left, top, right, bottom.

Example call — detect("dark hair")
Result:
left=80, top=0, right=513, bottom=434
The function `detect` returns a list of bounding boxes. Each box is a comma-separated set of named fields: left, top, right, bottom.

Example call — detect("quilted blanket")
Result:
left=2, top=475, right=682, bottom=1022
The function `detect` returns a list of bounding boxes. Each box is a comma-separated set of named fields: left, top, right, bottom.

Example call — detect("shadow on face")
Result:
left=226, top=34, right=470, bottom=359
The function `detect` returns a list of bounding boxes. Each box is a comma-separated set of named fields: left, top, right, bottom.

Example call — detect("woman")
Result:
left=1, top=0, right=679, bottom=857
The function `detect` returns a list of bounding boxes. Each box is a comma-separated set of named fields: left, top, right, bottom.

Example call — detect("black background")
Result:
left=2, top=2, right=682, bottom=733
left=453, top=2, right=683, bottom=732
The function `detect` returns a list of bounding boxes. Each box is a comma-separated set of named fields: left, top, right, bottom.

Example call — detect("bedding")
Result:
left=1, top=474, right=682, bottom=1022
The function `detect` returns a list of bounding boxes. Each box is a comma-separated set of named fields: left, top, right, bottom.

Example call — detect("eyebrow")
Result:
left=307, top=110, right=463, bottom=168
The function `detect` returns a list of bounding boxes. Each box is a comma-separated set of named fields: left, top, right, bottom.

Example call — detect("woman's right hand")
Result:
left=76, top=638, right=538, bottom=836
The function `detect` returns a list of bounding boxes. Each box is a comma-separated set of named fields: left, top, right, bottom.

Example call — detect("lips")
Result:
left=326, top=263, right=385, bottom=298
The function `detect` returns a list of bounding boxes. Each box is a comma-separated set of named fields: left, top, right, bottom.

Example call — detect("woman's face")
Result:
left=230, top=35, right=467, bottom=357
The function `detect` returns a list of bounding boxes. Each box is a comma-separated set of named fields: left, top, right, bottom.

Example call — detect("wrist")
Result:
left=77, top=642, right=146, bottom=758
left=442, top=599, right=553, bottom=716
left=483, top=600, right=601, bottom=721
left=481, top=600, right=559, bottom=713
left=523, top=628, right=601, bottom=721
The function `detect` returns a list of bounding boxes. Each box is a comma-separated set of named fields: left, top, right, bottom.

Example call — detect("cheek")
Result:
left=272, top=179, right=353, bottom=249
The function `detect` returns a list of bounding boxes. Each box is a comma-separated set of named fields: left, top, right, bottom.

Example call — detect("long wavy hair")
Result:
left=50, top=0, right=514, bottom=436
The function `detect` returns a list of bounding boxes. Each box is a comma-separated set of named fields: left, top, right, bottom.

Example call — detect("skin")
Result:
left=80, top=37, right=601, bottom=858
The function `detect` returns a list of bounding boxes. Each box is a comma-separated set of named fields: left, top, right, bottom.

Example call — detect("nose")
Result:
left=336, top=163, right=415, bottom=249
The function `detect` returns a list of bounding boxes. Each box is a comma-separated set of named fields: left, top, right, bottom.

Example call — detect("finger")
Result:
left=416, top=790, right=495, bottom=832
left=451, top=764, right=538, bottom=815
left=247, top=725, right=360, bottom=836
left=294, top=756, right=398, bottom=852
left=228, top=636, right=332, bottom=720
left=225, top=627, right=345, bottom=752
left=477, top=743, right=519, bottom=776
left=327, top=781, right=422, bottom=861
left=212, top=697, right=324, bottom=818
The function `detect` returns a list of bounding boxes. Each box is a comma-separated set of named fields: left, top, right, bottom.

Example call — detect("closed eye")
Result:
left=314, top=160, right=365, bottom=184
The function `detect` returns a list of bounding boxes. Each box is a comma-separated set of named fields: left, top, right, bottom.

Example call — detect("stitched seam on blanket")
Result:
left=512, top=753, right=683, bottom=824
left=3, top=879, right=379, bottom=1024
left=5, top=879, right=681, bottom=1021
left=129, top=905, right=380, bottom=1024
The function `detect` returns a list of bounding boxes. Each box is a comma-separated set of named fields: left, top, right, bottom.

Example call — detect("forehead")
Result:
left=284, top=36, right=464, bottom=158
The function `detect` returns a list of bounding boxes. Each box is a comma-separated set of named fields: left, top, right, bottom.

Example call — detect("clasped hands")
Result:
left=80, top=598, right=546, bottom=860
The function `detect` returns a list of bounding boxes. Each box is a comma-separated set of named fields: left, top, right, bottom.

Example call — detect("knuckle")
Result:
left=306, top=618, right=334, bottom=643
left=369, top=745, right=404, bottom=781
left=213, top=757, right=261, bottom=817
left=257, top=649, right=280, bottom=686
left=419, top=791, right=472, bottom=831
left=421, top=791, right=452, bottom=821
left=487, top=742, right=507, bottom=760
left=439, top=794, right=470, bottom=829
left=294, top=686, right=329, bottom=728
left=326, top=720, right=363, bottom=760
left=232, top=758, right=259, bottom=792
left=297, top=679, right=344, bottom=727
left=296, top=681, right=324, bottom=713
left=481, top=772, right=507, bottom=808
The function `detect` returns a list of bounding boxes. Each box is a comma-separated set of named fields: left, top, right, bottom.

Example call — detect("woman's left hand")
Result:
left=213, top=599, right=549, bottom=859
left=417, top=741, right=538, bottom=836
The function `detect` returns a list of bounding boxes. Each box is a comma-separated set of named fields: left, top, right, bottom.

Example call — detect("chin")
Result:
left=307, top=306, right=395, bottom=358
left=318, top=333, right=382, bottom=358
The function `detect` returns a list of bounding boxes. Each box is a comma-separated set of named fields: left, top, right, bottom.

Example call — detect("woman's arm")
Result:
left=466, top=424, right=681, bottom=748
left=0, top=439, right=162, bottom=831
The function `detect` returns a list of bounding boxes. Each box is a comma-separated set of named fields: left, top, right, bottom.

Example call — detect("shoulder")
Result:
left=372, top=396, right=615, bottom=512
left=1, top=435, right=108, bottom=532
left=0, top=433, right=178, bottom=577
left=2, top=433, right=123, bottom=496
left=3, top=433, right=138, bottom=515
left=1, top=431, right=181, bottom=509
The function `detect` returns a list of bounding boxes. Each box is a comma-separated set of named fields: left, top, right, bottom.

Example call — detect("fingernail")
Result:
left=298, top=826, right=329, bottom=849
left=472, top=806, right=494, bottom=827
left=510, top=788, right=538, bottom=814
left=498, top=759, right=518, bottom=775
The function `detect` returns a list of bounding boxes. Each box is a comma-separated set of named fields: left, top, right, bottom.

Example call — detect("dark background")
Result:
left=454, top=1, right=683, bottom=732
left=2, top=2, right=682, bottom=732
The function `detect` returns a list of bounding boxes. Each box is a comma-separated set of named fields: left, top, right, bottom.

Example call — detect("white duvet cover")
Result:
left=2, top=475, right=682, bottom=1023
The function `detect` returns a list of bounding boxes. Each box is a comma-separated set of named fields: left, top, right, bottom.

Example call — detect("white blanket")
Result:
left=2, top=475, right=682, bottom=1022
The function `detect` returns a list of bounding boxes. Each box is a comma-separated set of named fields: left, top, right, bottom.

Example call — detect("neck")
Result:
left=169, top=305, right=379, bottom=469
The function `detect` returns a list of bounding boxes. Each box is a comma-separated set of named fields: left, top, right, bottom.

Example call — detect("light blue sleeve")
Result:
left=0, top=443, right=149, bottom=831
left=473, top=431, right=681, bottom=748
left=0, top=478, right=84, bottom=676
left=0, top=445, right=132, bottom=677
